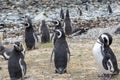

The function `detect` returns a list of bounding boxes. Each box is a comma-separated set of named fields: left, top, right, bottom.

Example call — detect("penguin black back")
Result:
left=51, top=29, right=70, bottom=74
left=40, top=20, right=50, bottom=43
left=24, top=16, right=38, bottom=50
left=98, top=33, right=112, bottom=46
left=8, top=42, right=27, bottom=80
left=64, top=9, right=72, bottom=36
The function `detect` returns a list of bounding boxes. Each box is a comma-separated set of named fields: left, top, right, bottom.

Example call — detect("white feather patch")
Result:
left=19, top=58, right=24, bottom=79
left=56, top=29, right=62, bottom=38
left=33, top=33, right=37, bottom=46
left=3, top=52, right=9, bottom=59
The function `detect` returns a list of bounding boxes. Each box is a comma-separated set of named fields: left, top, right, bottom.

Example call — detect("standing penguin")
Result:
left=8, top=42, right=27, bottom=80
left=51, top=20, right=63, bottom=45
left=24, top=16, right=38, bottom=50
left=93, top=33, right=119, bottom=79
left=60, top=8, right=64, bottom=21
left=51, top=29, right=70, bottom=74
left=108, top=4, right=113, bottom=14
left=0, top=44, right=12, bottom=60
left=64, top=9, right=72, bottom=36
left=40, top=20, right=50, bottom=43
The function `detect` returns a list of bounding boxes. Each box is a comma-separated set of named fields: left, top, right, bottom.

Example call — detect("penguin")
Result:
left=77, top=7, right=82, bottom=16
left=51, top=29, right=70, bottom=74
left=51, top=20, right=63, bottom=45
left=24, top=16, right=38, bottom=50
left=97, top=0, right=102, bottom=3
left=114, top=27, right=120, bottom=34
left=60, top=8, right=64, bottom=21
left=40, top=20, right=50, bottom=43
left=108, top=4, right=113, bottom=14
left=85, top=3, right=88, bottom=11
left=93, top=33, right=119, bottom=79
left=8, top=42, right=26, bottom=80
left=0, top=44, right=12, bottom=60
left=64, top=9, right=72, bottom=36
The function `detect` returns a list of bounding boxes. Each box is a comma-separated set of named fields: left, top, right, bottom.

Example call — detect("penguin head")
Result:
left=98, top=33, right=112, bottom=46
left=13, top=42, right=23, bottom=52
left=22, top=15, right=32, bottom=28
left=51, top=20, right=62, bottom=29
left=55, top=29, right=65, bottom=39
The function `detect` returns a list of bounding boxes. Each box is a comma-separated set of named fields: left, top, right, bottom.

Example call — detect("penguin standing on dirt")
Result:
left=40, top=20, right=50, bottom=43
left=51, top=20, right=63, bottom=45
left=0, top=44, right=12, bottom=60
left=24, top=16, right=38, bottom=50
left=93, top=33, right=119, bottom=79
left=8, top=42, right=27, bottom=80
left=51, top=29, right=70, bottom=74
left=64, top=9, right=72, bottom=36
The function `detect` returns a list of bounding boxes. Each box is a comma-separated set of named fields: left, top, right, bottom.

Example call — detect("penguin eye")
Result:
left=25, top=23, right=30, bottom=27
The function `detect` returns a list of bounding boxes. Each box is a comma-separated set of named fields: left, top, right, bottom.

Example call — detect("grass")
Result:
left=0, top=35, right=120, bottom=80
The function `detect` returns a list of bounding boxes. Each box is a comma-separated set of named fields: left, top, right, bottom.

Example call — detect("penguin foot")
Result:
left=102, top=74, right=112, bottom=80
left=64, top=69, right=67, bottom=73
left=98, top=73, right=104, bottom=77
left=55, top=70, right=58, bottom=73
left=0, top=67, right=2, bottom=70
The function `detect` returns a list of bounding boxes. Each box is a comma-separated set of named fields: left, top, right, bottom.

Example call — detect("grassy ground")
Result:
left=0, top=35, right=120, bottom=80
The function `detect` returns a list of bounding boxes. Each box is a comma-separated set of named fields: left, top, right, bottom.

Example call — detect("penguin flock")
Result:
left=0, top=5, right=119, bottom=80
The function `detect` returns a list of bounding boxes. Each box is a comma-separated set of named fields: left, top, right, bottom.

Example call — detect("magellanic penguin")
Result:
left=64, top=9, right=72, bottom=36
left=24, top=16, right=38, bottom=50
left=93, top=33, right=119, bottom=79
left=40, top=20, right=50, bottom=43
left=108, top=4, right=113, bottom=14
left=51, top=20, right=63, bottom=45
left=8, top=42, right=27, bottom=80
left=60, top=8, right=64, bottom=21
left=0, top=44, right=12, bottom=60
left=51, top=29, right=70, bottom=74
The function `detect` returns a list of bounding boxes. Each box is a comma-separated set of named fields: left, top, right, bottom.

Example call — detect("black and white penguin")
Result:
left=60, top=8, right=64, bottom=21
left=40, top=20, right=50, bottom=43
left=93, top=33, right=119, bottom=79
left=0, top=44, right=12, bottom=60
left=24, top=16, right=38, bottom=50
left=108, top=4, right=113, bottom=14
left=64, top=9, right=72, bottom=36
left=8, top=42, right=27, bottom=80
left=51, top=20, right=63, bottom=45
left=51, top=29, right=70, bottom=74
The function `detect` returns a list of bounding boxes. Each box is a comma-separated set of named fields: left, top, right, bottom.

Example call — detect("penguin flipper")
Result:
left=34, top=33, right=39, bottom=42
left=50, top=49, right=54, bottom=63
left=102, top=55, right=110, bottom=70
left=66, top=47, right=70, bottom=62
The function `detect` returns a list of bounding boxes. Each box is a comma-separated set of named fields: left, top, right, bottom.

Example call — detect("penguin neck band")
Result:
left=97, top=39, right=104, bottom=45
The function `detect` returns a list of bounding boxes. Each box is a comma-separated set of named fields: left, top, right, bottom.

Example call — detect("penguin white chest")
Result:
left=93, top=42, right=103, bottom=68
